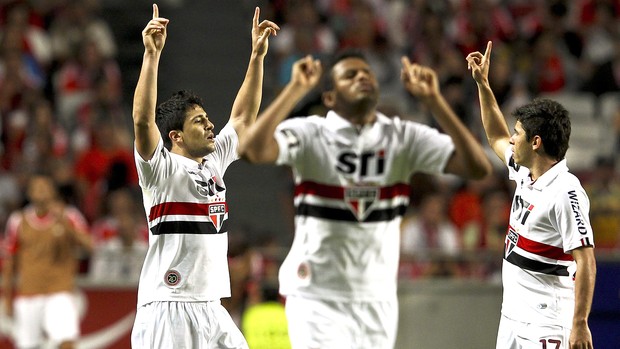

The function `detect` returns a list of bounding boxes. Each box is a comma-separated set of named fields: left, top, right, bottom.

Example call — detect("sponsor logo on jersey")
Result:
left=567, top=190, right=589, bottom=235
left=505, top=226, right=518, bottom=257
left=344, top=186, right=379, bottom=221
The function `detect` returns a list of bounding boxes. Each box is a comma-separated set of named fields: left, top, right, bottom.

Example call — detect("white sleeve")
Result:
left=134, top=138, right=176, bottom=190
left=274, top=118, right=308, bottom=167
left=403, top=120, right=454, bottom=175
left=208, top=122, right=240, bottom=175
left=553, top=186, right=595, bottom=252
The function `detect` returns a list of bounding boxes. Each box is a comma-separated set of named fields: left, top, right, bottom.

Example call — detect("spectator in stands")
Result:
left=584, top=156, right=620, bottom=249
left=401, top=192, right=462, bottom=278
left=2, top=172, right=93, bottom=349
left=89, top=189, right=147, bottom=284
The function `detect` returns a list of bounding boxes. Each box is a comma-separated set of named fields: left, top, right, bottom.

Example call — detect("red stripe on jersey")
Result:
left=294, top=181, right=410, bottom=200
left=149, top=202, right=227, bottom=221
left=516, top=233, right=574, bottom=261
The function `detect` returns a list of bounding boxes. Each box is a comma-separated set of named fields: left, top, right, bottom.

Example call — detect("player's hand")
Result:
left=290, top=55, right=322, bottom=91
left=142, top=4, right=169, bottom=54
left=466, top=41, right=492, bottom=85
left=400, top=58, right=439, bottom=101
left=569, top=323, right=594, bottom=349
left=252, top=7, right=279, bottom=58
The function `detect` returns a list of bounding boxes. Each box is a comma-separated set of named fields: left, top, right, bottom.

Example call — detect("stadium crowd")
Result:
left=0, top=0, right=619, bottom=336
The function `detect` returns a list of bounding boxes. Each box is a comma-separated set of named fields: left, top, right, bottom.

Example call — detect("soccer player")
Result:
left=130, top=4, right=278, bottom=348
left=2, top=173, right=93, bottom=349
left=466, top=41, right=596, bottom=349
left=238, top=53, right=492, bottom=348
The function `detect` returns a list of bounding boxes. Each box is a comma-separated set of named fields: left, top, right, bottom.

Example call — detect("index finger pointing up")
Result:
left=483, top=41, right=492, bottom=60
left=253, top=7, right=260, bottom=28
left=153, top=3, right=159, bottom=19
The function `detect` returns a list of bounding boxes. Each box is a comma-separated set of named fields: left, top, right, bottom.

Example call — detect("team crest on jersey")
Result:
left=209, top=203, right=227, bottom=231
left=344, top=186, right=379, bottom=221
left=505, top=226, right=519, bottom=257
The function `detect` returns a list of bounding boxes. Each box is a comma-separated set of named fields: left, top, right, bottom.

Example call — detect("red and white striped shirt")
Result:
left=501, top=148, right=595, bottom=326
left=274, top=111, right=455, bottom=301
left=134, top=123, right=238, bottom=307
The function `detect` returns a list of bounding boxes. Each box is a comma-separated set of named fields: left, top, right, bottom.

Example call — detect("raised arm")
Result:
left=466, top=41, right=512, bottom=164
left=569, top=246, right=596, bottom=349
left=401, top=57, right=492, bottom=179
left=132, top=4, right=169, bottom=161
left=238, top=55, right=322, bottom=163
left=228, top=7, right=279, bottom=140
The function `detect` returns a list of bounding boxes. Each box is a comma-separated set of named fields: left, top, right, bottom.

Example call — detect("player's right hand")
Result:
left=142, top=4, right=169, bottom=54
left=291, top=55, right=322, bottom=91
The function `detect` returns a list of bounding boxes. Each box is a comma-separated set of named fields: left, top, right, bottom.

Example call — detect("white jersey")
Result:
left=274, top=111, right=455, bottom=301
left=134, top=123, right=238, bottom=307
left=501, top=148, right=595, bottom=327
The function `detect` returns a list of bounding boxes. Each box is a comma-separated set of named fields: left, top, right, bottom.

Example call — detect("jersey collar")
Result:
left=325, top=110, right=390, bottom=132
left=530, top=159, right=568, bottom=191
left=169, top=150, right=206, bottom=168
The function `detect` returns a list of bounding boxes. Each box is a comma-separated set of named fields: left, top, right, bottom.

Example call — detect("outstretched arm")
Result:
left=133, top=4, right=169, bottom=161
left=570, top=247, right=596, bottom=349
left=466, top=41, right=512, bottom=164
left=228, top=7, right=279, bottom=141
left=401, top=57, right=492, bottom=179
left=238, top=55, right=322, bottom=164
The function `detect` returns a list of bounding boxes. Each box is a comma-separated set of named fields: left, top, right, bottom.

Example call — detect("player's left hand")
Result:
left=400, top=58, right=439, bottom=100
left=569, top=324, right=594, bottom=349
left=252, top=7, right=279, bottom=58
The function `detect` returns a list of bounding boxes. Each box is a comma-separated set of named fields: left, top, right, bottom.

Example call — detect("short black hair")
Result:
left=156, top=90, right=205, bottom=150
left=322, top=49, right=368, bottom=92
left=512, top=98, right=571, bottom=161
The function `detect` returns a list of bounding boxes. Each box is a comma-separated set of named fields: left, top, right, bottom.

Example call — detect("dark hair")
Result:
left=512, top=98, right=571, bottom=161
left=156, top=90, right=205, bottom=150
left=322, top=49, right=368, bottom=92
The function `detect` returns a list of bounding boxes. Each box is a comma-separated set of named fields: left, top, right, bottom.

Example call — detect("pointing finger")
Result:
left=483, top=41, right=492, bottom=61
left=153, top=3, right=159, bottom=19
left=253, top=7, right=260, bottom=29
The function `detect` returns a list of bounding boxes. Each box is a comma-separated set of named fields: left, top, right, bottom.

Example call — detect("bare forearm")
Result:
left=230, top=53, right=265, bottom=135
left=239, top=82, right=308, bottom=163
left=476, top=81, right=511, bottom=153
left=133, top=52, right=161, bottom=126
left=573, top=253, right=596, bottom=326
left=424, top=93, right=491, bottom=178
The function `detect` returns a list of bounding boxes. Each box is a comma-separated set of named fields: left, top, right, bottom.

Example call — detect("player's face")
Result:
left=330, top=58, right=379, bottom=107
left=181, top=105, right=215, bottom=158
left=510, top=121, right=533, bottom=166
left=27, top=175, right=57, bottom=207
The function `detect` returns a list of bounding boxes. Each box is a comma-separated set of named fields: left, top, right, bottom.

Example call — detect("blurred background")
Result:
left=0, top=0, right=618, bottom=348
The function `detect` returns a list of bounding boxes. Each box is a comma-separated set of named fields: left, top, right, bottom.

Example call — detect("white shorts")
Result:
left=496, top=314, right=571, bottom=349
left=285, top=295, right=398, bottom=349
left=13, top=292, right=80, bottom=349
left=131, top=301, right=249, bottom=349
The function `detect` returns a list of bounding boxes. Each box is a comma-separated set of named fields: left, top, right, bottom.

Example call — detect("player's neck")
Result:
left=529, top=157, right=560, bottom=181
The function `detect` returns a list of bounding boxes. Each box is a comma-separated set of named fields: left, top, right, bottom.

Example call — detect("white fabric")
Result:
left=496, top=314, right=571, bottom=349
left=13, top=292, right=79, bottom=348
left=501, top=148, right=595, bottom=327
left=285, top=295, right=398, bottom=349
left=131, top=301, right=248, bottom=349
left=274, top=111, right=455, bottom=301
left=134, top=123, right=238, bottom=307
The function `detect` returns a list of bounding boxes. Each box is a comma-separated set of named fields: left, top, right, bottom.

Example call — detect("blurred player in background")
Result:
left=2, top=173, right=92, bottom=349
left=239, top=52, right=492, bottom=348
